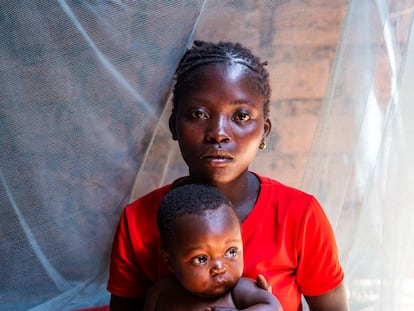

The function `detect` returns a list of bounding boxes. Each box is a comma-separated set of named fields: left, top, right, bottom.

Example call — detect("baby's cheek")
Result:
left=234, top=261, right=244, bottom=278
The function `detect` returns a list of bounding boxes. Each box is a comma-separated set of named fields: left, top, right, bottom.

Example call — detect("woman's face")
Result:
left=171, top=63, right=271, bottom=185
left=164, top=205, right=243, bottom=298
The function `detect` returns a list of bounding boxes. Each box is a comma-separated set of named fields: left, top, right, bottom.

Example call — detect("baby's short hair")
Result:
left=157, top=184, right=233, bottom=244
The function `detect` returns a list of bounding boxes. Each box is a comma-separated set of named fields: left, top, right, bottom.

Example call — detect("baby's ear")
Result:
left=160, top=248, right=174, bottom=272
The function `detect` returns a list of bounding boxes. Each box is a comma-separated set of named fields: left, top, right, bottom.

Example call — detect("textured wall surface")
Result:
left=192, top=1, right=349, bottom=188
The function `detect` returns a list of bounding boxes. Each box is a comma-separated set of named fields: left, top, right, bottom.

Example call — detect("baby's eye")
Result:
left=233, top=111, right=251, bottom=122
left=191, top=109, right=208, bottom=119
left=192, top=255, right=208, bottom=265
left=224, top=247, right=239, bottom=258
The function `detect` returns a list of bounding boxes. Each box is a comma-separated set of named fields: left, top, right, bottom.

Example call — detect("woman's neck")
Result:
left=227, top=172, right=260, bottom=222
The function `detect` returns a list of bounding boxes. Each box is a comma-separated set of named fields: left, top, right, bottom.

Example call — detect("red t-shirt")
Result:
left=107, top=173, right=344, bottom=311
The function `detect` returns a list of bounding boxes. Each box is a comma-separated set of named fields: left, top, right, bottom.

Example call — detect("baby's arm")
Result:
left=141, top=283, right=160, bottom=311
left=230, top=277, right=282, bottom=310
left=142, top=277, right=179, bottom=311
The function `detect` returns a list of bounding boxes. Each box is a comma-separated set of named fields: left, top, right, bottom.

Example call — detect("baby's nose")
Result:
left=210, top=260, right=227, bottom=276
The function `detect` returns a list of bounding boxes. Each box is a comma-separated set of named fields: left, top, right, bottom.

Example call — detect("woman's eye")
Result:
left=191, top=110, right=207, bottom=119
left=193, top=255, right=208, bottom=265
left=225, top=247, right=238, bottom=258
left=233, top=112, right=251, bottom=122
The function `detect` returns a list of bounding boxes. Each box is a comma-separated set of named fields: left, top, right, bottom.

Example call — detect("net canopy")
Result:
left=1, top=1, right=413, bottom=310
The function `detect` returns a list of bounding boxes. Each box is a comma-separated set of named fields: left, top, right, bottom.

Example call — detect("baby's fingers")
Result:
left=256, top=274, right=272, bottom=292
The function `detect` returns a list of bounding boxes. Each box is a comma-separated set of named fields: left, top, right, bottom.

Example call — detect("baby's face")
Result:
left=165, top=205, right=243, bottom=298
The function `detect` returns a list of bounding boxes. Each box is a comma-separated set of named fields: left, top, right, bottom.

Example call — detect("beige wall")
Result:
left=131, top=1, right=351, bottom=199
left=195, top=1, right=349, bottom=187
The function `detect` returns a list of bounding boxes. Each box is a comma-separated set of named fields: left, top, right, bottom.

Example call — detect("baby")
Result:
left=143, top=183, right=281, bottom=311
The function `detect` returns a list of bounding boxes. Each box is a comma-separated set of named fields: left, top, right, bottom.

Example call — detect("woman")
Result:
left=107, top=40, right=349, bottom=311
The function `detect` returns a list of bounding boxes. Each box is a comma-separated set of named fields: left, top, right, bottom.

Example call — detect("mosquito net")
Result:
left=1, top=0, right=413, bottom=310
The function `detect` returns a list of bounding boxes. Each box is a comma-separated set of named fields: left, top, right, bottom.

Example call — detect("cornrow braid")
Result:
left=172, top=40, right=271, bottom=118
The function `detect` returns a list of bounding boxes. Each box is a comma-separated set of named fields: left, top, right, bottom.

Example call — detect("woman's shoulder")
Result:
left=128, top=175, right=191, bottom=208
left=124, top=183, right=173, bottom=215
left=254, top=172, right=314, bottom=199
left=127, top=184, right=172, bottom=208
left=252, top=172, right=321, bottom=220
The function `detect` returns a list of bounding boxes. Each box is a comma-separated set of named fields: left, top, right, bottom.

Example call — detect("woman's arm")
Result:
left=304, top=283, right=349, bottom=311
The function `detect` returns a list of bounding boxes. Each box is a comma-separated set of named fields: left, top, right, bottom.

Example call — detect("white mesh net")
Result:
left=1, top=0, right=414, bottom=310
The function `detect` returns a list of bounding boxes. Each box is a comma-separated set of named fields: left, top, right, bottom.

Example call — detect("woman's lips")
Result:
left=200, top=148, right=234, bottom=160
left=199, top=149, right=234, bottom=166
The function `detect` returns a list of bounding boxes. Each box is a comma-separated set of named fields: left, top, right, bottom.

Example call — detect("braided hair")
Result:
left=172, top=40, right=271, bottom=118
left=157, top=184, right=234, bottom=245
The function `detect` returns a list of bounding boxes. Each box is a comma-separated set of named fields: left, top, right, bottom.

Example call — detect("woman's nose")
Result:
left=206, top=116, right=231, bottom=144
left=210, top=260, right=227, bottom=276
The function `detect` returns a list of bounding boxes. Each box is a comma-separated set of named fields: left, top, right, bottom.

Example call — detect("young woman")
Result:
left=107, top=40, right=349, bottom=311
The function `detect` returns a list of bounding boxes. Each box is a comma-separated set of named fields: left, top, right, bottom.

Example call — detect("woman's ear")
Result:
left=168, top=114, right=178, bottom=141
left=160, top=248, right=174, bottom=272
left=263, top=117, right=272, bottom=139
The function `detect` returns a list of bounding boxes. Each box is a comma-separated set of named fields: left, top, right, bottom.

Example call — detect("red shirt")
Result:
left=108, top=173, right=344, bottom=311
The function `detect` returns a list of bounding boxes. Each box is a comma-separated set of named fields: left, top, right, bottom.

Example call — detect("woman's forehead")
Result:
left=177, top=63, right=264, bottom=102
left=190, top=62, right=254, bottom=80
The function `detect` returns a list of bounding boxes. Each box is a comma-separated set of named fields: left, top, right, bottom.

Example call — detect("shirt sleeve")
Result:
left=295, top=196, right=344, bottom=296
left=107, top=208, right=151, bottom=298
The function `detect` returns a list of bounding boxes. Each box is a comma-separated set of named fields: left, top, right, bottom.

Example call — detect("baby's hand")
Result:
left=256, top=274, right=272, bottom=292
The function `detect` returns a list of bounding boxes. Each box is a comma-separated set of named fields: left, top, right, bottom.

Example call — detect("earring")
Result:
left=259, top=141, right=266, bottom=150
